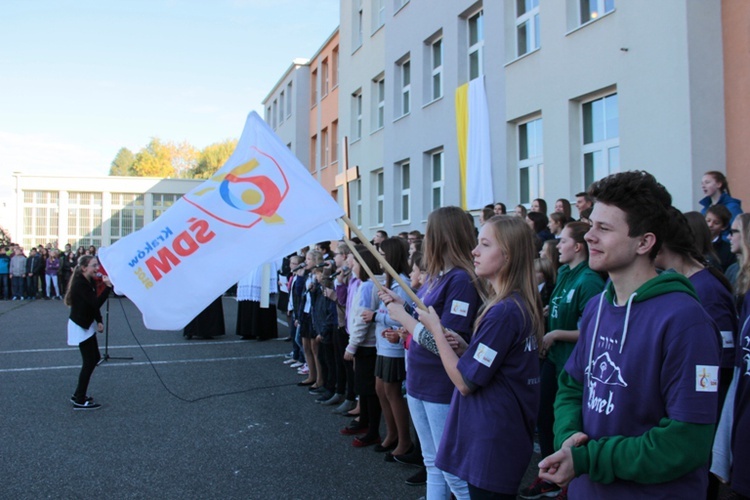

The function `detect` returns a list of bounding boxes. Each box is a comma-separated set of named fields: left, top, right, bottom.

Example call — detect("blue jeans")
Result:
left=294, top=324, right=305, bottom=363
left=0, top=274, right=9, bottom=299
left=407, top=394, right=469, bottom=500
left=11, top=276, right=24, bottom=298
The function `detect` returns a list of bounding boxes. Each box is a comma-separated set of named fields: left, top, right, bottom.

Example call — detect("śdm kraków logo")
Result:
left=184, top=146, right=289, bottom=229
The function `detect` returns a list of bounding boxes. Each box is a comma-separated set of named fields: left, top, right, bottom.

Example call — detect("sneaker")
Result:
left=290, top=361, right=303, bottom=368
left=283, top=359, right=296, bottom=364
left=72, top=400, right=102, bottom=410
left=297, top=365, right=309, bottom=375
left=518, top=477, right=561, bottom=499
left=332, top=399, right=356, bottom=415
left=405, top=467, right=427, bottom=486
left=554, top=487, right=567, bottom=500
left=284, top=352, right=294, bottom=359
left=70, top=395, right=94, bottom=404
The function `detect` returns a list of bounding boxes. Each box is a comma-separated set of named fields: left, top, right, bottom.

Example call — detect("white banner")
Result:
left=98, top=111, right=344, bottom=330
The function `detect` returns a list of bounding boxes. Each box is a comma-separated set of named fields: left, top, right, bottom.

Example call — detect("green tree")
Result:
left=190, top=139, right=238, bottom=179
left=109, top=147, right=136, bottom=176
left=132, top=138, right=176, bottom=178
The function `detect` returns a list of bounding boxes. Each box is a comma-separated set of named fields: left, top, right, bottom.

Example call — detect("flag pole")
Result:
left=340, top=215, right=426, bottom=310
left=341, top=237, right=386, bottom=295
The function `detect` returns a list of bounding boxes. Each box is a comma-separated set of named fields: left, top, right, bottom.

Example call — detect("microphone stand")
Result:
left=99, top=295, right=133, bottom=363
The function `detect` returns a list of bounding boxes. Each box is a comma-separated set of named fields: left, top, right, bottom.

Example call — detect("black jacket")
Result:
left=68, top=273, right=110, bottom=329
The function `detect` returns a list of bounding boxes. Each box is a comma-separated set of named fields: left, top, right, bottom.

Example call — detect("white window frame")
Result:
left=398, top=161, right=411, bottom=223
left=373, top=0, right=385, bottom=32
left=399, top=58, right=411, bottom=117
left=375, top=170, right=385, bottom=226
left=279, top=91, right=285, bottom=125
left=321, top=128, right=329, bottom=168
left=352, top=90, right=363, bottom=141
left=321, top=58, right=329, bottom=97
left=430, top=150, right=444, bottom=211
left=355, top=0, right=364, bottom=50
left=331, top=120, right=339, bottom=164
left=582, top=92, right=619, bottom=188
left=311, top=69, right=318, bottom=106
left=355, top=178, right=363, bottom=227
left=332, top=47, right=339, bottom=88
left=22, top=190, right=59, bottom=248
left=110, top=193, right=145, bottom=243
left=580, top=0, right=615, bottom=25
left=517, top=117, right=544, bottom=205
left=374, top=76, right=385, bottom=130
left=430, top=38, right=443, bottom=101
left=516, top=0, right=540, bottom=57
left=468, top=10, right=484, bottom=81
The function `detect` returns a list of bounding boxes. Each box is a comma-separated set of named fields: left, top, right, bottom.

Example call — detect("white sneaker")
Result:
left=297, top=365, right=309, bottom=375
left=290, top=361, right=303, bottom=368
left=283, top=359, right=296, bottom=365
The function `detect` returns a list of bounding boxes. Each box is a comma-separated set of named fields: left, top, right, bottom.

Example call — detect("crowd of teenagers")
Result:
left=0, top=243, right=99, bottom=301
left=268, top=169, right=750, bottom=499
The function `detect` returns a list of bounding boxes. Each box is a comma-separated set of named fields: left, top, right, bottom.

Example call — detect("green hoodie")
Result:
left=553, top=272, right=716, bottom=485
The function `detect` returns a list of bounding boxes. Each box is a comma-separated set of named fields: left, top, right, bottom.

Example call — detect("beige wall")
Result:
left=723, top=0, right=750, bottom=206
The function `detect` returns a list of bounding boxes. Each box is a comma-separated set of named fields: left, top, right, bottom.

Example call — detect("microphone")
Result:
left=330, top=266, right=350, bottom=278
left=291, top=263, right=305, bottom=272
left=313, top=262, right=329, bottom=269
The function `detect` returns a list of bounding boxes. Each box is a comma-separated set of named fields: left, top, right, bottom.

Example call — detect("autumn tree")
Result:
left=0, top=226, right=12, bottom=247
left=190, top=139, right=238, bottom=179
left=109, top=147, right=136, bottom=176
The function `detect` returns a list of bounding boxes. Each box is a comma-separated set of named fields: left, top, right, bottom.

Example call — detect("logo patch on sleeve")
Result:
left=450, top=300, right=469, bottom=317
left=719, top=331, right=735, bottom=349
left=473, top=342, right=497, bottom=368
left=695, top=365, right=719, bottom=392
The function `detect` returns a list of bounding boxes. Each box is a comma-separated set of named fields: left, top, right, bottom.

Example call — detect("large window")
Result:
left=375, top=170, right=385, bottom=226
left=516, top=0, right=540, bottom=57
left=518, top=117, right=544, bottom=205
left=152, top=193, right=179, bottom=220
left=398, top=58, right=411, bottom=117
left=468, top=10, right=484, bottom=81
left=398, top=161, right=411, bottom=222
left=110, top=193, right=145, bottom=243
left=582, top=93, right=619, bottom=188
left=352, top=90, right=363, bottom=140
left=580, top=0, right=614, bottom=24
left=374, top=76, right=385, bottom=130
left=22, top=190, right=59, bottom=248
left=68, top=191, right=103, bottom=248
left=430, top=38, right=443, bottom=101
left=430, top=150, right=444, bottom=211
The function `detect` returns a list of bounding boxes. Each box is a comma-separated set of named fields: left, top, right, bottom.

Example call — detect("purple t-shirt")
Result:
left=406, top=268, right=480, bottom=404
left=565, top=290, right=720, bottom=498
left=731, top=293, right=750, bottom=496
left=690, top=269, right=737, bottom=368
left=435, top=296, right=540, bottom=494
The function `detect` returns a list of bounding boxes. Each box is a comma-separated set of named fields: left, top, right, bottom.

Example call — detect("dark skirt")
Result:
left=183, top=297, right=226, bottom=339
left=236, top=300, right=278, bottom=341
left=354, top=346, right=377, bottom=396
left=375, top=355, right=406, bottom=383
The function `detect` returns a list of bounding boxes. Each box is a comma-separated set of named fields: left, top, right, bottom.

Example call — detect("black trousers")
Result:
left=74, top=334, right=101, bottom=402
left=333, top=327, right=355, bottom=399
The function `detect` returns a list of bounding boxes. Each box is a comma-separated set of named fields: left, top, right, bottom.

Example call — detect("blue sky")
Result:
left=0, top=0, right=339, bottom=182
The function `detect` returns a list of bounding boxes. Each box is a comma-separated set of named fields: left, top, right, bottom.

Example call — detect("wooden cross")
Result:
left=334, top=136, right=359, bottom=238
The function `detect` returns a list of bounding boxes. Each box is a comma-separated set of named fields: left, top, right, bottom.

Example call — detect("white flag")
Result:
left=98, top=111, right=344, bottom=330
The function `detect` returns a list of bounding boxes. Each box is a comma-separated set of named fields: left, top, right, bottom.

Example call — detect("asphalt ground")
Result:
left=3, top=296, right=734, bottom=500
